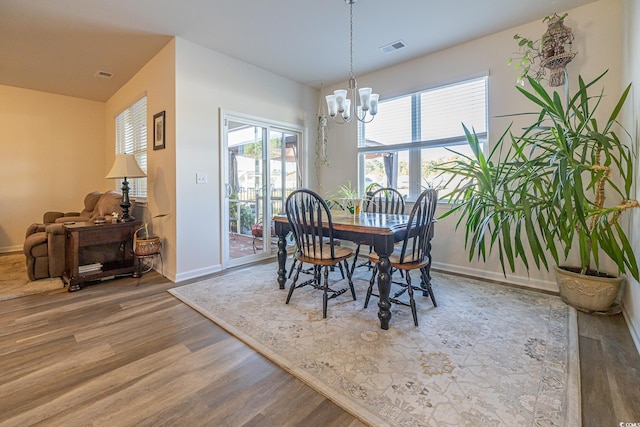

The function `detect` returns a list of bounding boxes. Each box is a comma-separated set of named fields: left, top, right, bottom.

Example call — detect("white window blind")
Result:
left=115, top=96, right=147, bottom=198
left=360, top=77, right=487, bottom=149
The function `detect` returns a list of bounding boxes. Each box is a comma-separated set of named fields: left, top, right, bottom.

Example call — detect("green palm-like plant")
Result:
left=437, top=71, right=639, bottom=281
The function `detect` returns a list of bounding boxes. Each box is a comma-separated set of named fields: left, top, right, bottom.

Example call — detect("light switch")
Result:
left=196, top=172, right=207, bottom=184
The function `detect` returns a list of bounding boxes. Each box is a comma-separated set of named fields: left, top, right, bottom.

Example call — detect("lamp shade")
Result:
left=105, top=154, right=146, bottom=179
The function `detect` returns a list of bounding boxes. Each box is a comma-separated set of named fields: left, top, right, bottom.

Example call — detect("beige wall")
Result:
left=322, top=0, right=625, bottom=292
left=105, top=37, right=317, bottom=282
left=0, top=85, right=105, bottom=252
left=105, top=40, right=177, bottom=281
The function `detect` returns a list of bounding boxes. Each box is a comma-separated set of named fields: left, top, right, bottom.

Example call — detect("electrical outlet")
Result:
left=196, top=172, right=207, bottom=184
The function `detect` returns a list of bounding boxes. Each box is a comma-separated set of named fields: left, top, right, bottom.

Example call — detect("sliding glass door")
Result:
left=222, top=112, right=302, bottom=268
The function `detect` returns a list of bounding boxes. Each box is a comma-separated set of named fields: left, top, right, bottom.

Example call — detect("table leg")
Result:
left=376, top=255, right=392, bottom=330
left=277, top=233, right=287, bottom=290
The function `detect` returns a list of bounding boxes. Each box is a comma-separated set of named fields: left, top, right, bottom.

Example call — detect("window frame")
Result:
left=358, top=76, right=488, bottom=201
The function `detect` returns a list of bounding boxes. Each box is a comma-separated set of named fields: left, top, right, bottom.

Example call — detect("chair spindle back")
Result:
left=366, top=187, right=406, bottom=214
left=285, top=189, right=336, bottom=260
left=398, top=189, right=438, bottom=265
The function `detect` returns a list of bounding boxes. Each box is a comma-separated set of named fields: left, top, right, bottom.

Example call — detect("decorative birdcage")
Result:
left=540, top=14, right=576, bottom=87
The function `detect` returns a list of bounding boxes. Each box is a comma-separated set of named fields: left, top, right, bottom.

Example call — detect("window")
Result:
left=358, top=77, right=487, bottom=200
left=115, top=96, right=147, bottom=198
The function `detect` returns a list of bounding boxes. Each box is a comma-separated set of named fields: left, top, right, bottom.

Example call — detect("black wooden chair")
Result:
left=285, top=189, right=356, bottom=318
left=351, top=187, right=406, bottom=275
left=364, top=188, right=438, bottom=326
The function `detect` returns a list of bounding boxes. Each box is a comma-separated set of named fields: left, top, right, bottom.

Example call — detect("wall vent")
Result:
left=95, top=70, right=114, bottom=79
left=380, top=40, right=407, bottom=54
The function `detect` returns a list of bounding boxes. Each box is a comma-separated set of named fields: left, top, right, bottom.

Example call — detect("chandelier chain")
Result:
left=349, top=1, right=354, bottom=80
left=324, top=0, right=377, bottom=124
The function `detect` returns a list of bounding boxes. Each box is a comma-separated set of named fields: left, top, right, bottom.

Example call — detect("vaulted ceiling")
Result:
left=0, top=0, right=596, bottom=101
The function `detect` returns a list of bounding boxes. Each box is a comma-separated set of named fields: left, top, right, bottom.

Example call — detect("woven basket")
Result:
left=134, top=236, right=161, bottom=256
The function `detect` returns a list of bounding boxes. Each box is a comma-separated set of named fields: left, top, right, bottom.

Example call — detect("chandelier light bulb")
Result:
left=359, top=87, right=372, bottom=111
left=334, top=90, right=348, bottom=113
left=342, top=99, right=352, bottom=120
left=325, top=95, right=338, bottom=117
left=369, top=93, right=379, bottom=116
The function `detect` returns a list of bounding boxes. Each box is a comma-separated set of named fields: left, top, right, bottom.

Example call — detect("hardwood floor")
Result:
left=578, top=310, right=640, bottom=426
left=1, top=266, right=639, bottom=426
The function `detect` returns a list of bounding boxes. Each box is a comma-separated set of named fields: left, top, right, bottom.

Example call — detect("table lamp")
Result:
left=105, top=154, right=146, bottom=221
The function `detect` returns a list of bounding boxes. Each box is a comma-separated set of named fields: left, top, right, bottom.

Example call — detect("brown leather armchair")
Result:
left=23, top=191, right=128, bottom=281
left=23, top=223, right=66, bottom=281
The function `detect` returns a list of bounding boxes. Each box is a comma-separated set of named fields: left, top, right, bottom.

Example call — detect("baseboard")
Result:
left=0, top=245, right=23, bottom=254
left=431, top=261, right=558, bottom=293
left=622, top=306, right=640, bottom=356
left=174, top=264, right=222, bottom=283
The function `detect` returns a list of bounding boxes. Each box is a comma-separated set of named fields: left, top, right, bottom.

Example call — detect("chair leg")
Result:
left=343, top=259, right=357, bottom=300
left=350, top=244, right=361, bottom=276
left=286, top=261, right=304, bottom=304
left=322, top=266, right=329, bottom=318
left=405, top=271, right=419, bottom=326
left=420, top=267, right=437, bottom=307
left=288, top=258, right=298, bottom=279
left=337, top=262, right=345, bottom=279
left=364, top=264, right=378, bottom=308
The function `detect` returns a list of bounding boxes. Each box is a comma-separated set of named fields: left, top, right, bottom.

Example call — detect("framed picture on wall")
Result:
left=153, top=111, right=166, bottom=150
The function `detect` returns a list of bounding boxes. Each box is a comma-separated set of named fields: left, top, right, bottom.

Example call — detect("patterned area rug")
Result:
left=169, top=262, right=580, bottom=426
left=0, top=253, right=65, bottom=301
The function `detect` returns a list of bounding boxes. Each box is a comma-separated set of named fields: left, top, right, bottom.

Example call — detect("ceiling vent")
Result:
left=95, top=70, right=114, bottom=79
left=380, top=40, right=407, bottom=54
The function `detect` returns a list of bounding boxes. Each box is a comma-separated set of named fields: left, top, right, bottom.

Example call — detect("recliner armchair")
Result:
left=23, top=223, right=66, bottom=281
left=23, top=191, right=128, bottom=281
left=44, top=190, right=125, bottom=224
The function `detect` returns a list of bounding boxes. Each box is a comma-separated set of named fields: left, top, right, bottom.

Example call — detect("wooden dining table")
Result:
left=273, top=211, right=433, bottom=330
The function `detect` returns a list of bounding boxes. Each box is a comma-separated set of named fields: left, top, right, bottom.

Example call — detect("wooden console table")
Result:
left=63, top=221, right=140, bottom=292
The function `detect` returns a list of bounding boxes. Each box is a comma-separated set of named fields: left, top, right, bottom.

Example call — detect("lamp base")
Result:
left=120, top=178, right=134, bottom=221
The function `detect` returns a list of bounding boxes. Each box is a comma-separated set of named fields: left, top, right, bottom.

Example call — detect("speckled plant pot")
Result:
left=554, top=265, right=623, bottom=313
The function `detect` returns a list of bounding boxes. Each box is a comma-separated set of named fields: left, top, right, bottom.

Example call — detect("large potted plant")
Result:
left=437, top=71, right=638, bottom=312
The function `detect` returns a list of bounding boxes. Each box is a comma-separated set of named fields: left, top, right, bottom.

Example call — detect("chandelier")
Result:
left=325, top=0, right=379, bottom=124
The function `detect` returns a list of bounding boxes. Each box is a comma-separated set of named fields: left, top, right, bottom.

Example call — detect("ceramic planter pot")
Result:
left=554, top=265, right=623, bottom=313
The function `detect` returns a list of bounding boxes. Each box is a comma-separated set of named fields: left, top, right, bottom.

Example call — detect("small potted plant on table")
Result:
left=334, top=181, right=364, bottom=215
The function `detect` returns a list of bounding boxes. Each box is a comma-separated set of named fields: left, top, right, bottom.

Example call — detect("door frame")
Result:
left=220, top=109, right=305, bottom=269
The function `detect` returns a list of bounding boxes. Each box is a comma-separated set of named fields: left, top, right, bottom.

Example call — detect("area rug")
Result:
left=169, top=262, right=580, bottom=427
left=0, top=253, right=65, bottom=301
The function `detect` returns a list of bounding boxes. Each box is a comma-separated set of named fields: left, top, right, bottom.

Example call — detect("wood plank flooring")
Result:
left=1, top=266, right=639, bottom=426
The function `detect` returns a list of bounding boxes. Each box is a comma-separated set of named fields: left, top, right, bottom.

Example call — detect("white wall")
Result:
left=172, top=38, right=317, bottom=282
left=0, top=85, right=105, bottom=252
left=321, top=0, right=625, bottom=292
left=622, top=0, right=640, bottom=352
